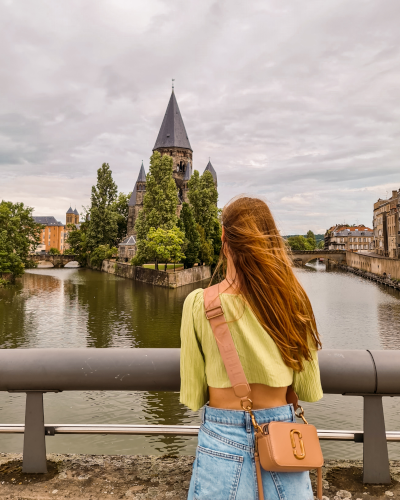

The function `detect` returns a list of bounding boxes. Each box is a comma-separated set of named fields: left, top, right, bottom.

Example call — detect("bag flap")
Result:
left=267, top=421, right=324, bottom=468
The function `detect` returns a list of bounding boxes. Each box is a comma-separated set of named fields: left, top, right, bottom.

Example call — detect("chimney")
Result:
left=392, top=190, right=397, bottom=199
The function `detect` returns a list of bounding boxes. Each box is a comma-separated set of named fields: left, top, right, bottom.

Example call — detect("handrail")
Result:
left=0, top=348, right=399, bottom=485
left=1, top=348, right=400, bottom=394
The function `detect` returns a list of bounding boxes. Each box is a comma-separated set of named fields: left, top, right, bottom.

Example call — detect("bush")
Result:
left=49, top=247, right=61, bottom=255
left=90, top=245, right=118, bottom=269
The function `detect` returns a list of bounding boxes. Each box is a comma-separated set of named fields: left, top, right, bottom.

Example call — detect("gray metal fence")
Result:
left=0, top=348, right=399, bottom=484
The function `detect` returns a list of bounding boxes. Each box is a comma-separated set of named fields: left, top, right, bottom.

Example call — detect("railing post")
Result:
left=22, top=392, right=47, bottom=473
left=363, top=395, right=391, bottom=484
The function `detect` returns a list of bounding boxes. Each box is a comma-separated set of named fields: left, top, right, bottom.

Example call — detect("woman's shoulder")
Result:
left=183, top=288, right=205, bottom=312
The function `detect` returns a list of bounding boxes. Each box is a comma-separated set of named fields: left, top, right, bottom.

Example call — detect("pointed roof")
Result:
left=128, top=163, right=146, bottom=206
left=120, top=235, right=136, bottom=246
left=137, top=161, right=146, bottom=182
left=73, top=208, right=79, bottom=215
left=66, top=207, right=74, bottom=214
left=204, top=160, right=217, bottom=182
left=153, top=91, right=192, bottom=151
left=183, top=161, right=192, bottom=181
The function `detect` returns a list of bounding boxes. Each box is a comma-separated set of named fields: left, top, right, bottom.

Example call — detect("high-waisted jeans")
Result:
left=187, top=404, right=313, bottom=500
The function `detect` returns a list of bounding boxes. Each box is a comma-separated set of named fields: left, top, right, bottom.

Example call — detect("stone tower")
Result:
left=66, top=207, right=79, bottom=225
left=153, top=90, right=193, bottom=204
left=204, top=160, right=217, bottom=189
left=126, top=162, right=146, bottom=236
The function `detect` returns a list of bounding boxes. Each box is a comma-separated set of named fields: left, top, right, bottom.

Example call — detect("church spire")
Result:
left=153, top=91, right=192, bottom=152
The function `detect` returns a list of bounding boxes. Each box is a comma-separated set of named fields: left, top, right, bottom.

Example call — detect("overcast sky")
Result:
left=1, top=0, right=400, bottom=234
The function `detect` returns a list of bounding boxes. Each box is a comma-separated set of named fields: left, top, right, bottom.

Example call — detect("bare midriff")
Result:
left=209, top=383, right=288, bottom=410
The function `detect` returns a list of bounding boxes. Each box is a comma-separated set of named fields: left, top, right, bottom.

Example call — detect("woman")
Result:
left=180, top=196, right=323, bottom=500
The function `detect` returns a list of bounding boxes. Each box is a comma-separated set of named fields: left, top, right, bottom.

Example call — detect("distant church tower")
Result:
left=119, top=89, right=218, bottom=261
left=126, top=161, right=146, bottom=236
left=153, top=90, right=193, bottom=205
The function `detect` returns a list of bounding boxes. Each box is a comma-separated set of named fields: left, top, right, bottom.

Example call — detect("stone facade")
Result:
left=373, top=189, right=400, bottom=258
left=101, top=260, right=211, bottom=288
left=324, top=225, right=373, bottom=252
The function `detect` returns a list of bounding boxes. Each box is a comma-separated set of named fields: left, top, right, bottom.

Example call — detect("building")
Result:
left=33, top=216, right=64, bottom=253
left=325, top=224, right=373, bottom=252
left=373, top=190, right=400, bottom=258
left=33, top=207, right=80, bottom=254
left=119, top=90, right=218, bottom=260
left=63, top=207, right=80, bottom=253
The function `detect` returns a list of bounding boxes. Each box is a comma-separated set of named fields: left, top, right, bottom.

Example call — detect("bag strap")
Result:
left=203, top=286, right=251, bottom=400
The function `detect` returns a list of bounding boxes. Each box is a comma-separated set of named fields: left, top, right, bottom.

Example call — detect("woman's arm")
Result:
left=180, top=289, right=208, bottom=411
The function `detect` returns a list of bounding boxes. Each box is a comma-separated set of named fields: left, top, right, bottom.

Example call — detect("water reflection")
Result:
left=0, top=265, right=400, bottom=458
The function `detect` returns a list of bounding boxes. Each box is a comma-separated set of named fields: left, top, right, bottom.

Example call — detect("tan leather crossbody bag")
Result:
left=203, top=287, right=323, bottom=500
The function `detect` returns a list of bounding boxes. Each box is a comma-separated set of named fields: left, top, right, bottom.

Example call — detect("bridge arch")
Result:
left=290, top=250, right=347, bottom=267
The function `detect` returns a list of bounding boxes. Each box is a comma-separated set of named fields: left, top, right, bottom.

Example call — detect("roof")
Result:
left=119, top=235, right=136, bottom=246
left=153, top=91, right=192, bottom=151
left=128, top=162, right=147, bottom=207
left=66, top=207, right=74, bottom=214
left=183, top=161, right=192, bottom=181
left=33, top=216, right=64, bottom=227
left=73, top=208, right=79, bottom=215
left=204, top=160, right=217, bottom=182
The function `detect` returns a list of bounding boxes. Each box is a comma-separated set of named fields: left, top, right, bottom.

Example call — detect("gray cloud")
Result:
left=0, top=0, right=399, bottom=233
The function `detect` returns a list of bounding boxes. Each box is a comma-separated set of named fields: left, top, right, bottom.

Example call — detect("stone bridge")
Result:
left=30, top=254, right=80, bottom=268
left=290, top=250, right=347, bottom=267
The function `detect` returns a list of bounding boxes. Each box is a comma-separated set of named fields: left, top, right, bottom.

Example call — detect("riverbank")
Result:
left=101, top=260, right=211, bottom=288
left=1, top=454, right=400, bottom=499
left=337, top=263, right=400, bottom=291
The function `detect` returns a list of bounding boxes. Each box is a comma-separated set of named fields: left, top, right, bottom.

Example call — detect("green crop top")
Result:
left=180, top=288, right=323, bottom=411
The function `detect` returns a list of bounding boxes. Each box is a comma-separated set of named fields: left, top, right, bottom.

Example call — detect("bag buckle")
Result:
left=205, top=305, right=224, bottom=320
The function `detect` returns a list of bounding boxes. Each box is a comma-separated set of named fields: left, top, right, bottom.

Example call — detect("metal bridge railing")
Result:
left=1, top=348, right=399, bottom=484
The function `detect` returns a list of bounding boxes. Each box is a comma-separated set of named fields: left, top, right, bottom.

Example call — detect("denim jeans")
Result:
left=187, top=404, right=313, bottom=500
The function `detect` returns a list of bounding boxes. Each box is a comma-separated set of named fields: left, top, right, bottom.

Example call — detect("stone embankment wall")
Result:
left=346, top=252, right=400, bottom=280
left=1, top=454, right=400, bottom=499
left=101, top=260, right=211, bottom=288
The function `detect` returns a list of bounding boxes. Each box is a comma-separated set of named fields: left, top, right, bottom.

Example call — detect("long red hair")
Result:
left=212, top=195, right=321, bottom=371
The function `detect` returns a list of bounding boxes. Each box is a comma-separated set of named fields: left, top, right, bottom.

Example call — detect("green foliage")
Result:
left=287, top=234, right=314, bottom=251
left=188, top=170, right=218, bottom=236
left=89, top=245, right=118, bottom=269
left=0, top=201, right=41, bottom=280
left=86, top=163, right=119, bottom=250
left=63, top=248, right=76, bottom=255
left=317, top=240, right=324, bottom=249
left=141, top=227, right=185, bottom=271
left=134, top=152, right=179, bottom=264
left=111, top=192, right=130, bottom=243
left=306, top=230, right=317, bottom=250
left=197, top=224, right=214, bottom=266
left=178, top=203, right=200, bottom=268
left=66, top=226, right=88, bottom=266
left=188, top=170, right=221, bottom=265
left=49, top=247, right=61, bottom=255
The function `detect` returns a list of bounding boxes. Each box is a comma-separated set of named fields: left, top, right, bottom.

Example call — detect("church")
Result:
left=119, top=90, right=217, bottom=261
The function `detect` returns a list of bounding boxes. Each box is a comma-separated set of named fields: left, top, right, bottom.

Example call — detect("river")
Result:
left=0, top=262, right=399, bottom=460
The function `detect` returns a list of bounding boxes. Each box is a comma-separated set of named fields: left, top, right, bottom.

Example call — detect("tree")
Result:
left=0, top=201, right=41, bottom=282
left=89, top=245, right=118, bottom=269
left=49, top=247, right=61, bottom=255
left=144, top=227, right=185, bottom=271
left=317, top=240, right=324, bottom=249
left=111, top=192, right=130, bottom=243
left=188, top=170, right=221, bottom=265
left=178, top=203, right=200, bottom=268
left=134, top=152, right=179, bottom=265
left=66, top=226, right=89, bottom=266
left=287, top=235, right=309, bottom=251
left=86, top=163, right=119, bottom=250
left=306, top=230, right=317, bottom=250
left=197, top=224, right=214, bottom=266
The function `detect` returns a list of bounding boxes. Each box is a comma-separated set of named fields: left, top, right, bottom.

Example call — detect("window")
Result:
left=358, top=238, right=361, bottom=242
left=350, top=244, right=353, bottom=249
